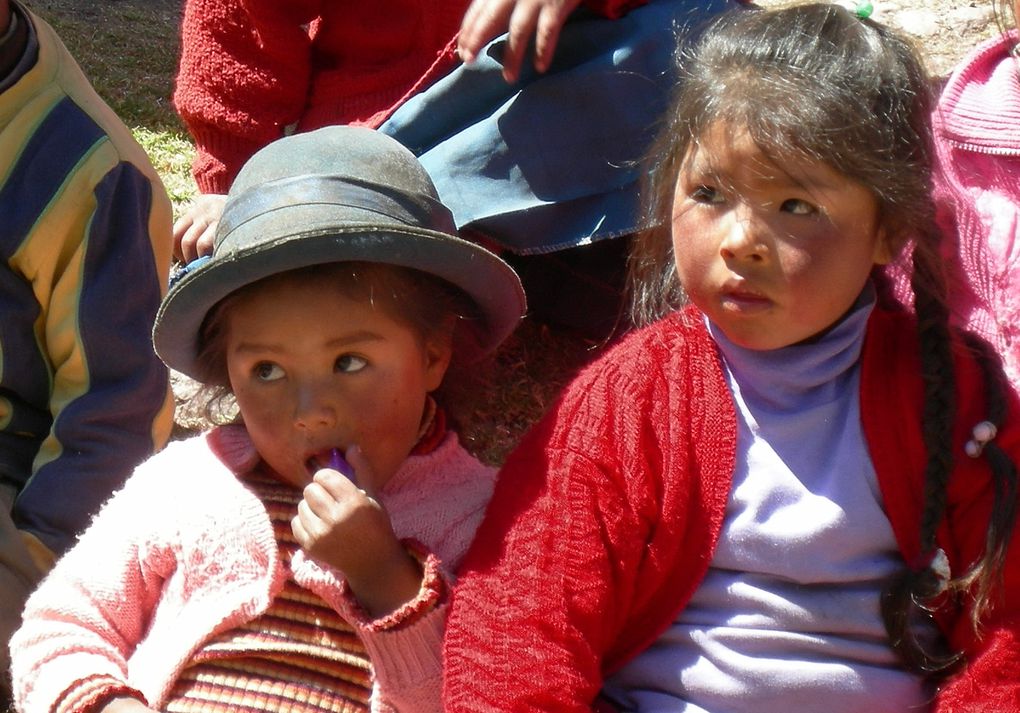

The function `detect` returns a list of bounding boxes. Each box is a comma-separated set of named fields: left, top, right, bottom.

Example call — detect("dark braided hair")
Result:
left=628, top=1, right=1019, bottom=675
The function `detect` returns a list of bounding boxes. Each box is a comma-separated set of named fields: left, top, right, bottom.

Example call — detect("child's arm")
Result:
left=294, top=445, right=493, bottom=712
left=10, top=466, right=172, bottom=713
left=173, top=0, right=321, bottom=194
left=457, top=0, right=647, bottom=82
left=294, top=453, right=447, bottom=712
left=930, top=356, right=1020, bottom=710
left=337, top=547, right=449, bottom=713
left=11, top=150, right=174, bottom=563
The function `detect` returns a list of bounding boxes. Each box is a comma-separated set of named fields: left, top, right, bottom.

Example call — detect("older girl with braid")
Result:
left=441, top=4, right=1020, bottom=711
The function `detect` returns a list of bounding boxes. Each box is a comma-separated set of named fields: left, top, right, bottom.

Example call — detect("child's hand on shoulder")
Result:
left=292, top=446, right=423, bottom=617
left=458, top=0, right=583, bottom=82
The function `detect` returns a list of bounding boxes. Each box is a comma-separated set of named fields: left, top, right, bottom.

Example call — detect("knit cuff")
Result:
left=53, top=675, right=146, bottom=713
left=189, top=125, right=269, bottom=194
left=338, top=540, right=444, bottom=632
left=582, top=0, right=646, bottom=19
left=362, top=602, right=446, bottom=706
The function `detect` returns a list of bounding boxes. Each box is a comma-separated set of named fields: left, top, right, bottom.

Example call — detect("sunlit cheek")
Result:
left=234, top=387, right=283, bottom=431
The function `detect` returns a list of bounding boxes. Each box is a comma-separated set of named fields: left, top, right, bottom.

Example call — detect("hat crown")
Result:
left=214, top=127, right=455, bottom=256
left=230, top=126, right=439, bottom=199
left=154, top=126, right=525, bottom=379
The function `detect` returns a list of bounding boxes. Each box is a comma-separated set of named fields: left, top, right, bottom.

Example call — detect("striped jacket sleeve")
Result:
left=1, top=38, right=174, bottom=556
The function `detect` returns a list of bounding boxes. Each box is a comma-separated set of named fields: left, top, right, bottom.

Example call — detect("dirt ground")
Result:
left=823, top=0, right=1005, bottom=76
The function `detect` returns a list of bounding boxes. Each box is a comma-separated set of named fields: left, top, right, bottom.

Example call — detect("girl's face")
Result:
left=671, top=123, right=894, bottom=350
left=224, top=274, right=452, bottom=490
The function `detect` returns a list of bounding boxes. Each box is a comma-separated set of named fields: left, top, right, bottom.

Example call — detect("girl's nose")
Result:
left=293, top=384, right=337, bottom=430
left=719, top=214, right=767, bottom=263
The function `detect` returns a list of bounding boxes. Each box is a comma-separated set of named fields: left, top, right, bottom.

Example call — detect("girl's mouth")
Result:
left=306, top=448, right=356, bottom=481
left=720, top=282, right=771, bottom=312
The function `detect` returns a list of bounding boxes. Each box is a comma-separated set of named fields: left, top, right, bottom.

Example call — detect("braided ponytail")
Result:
left=881, top=232, right=961, bottom=675
left=954, top=332, right=1019, bottom=624
left=881, top=226, right=1020, bottom=675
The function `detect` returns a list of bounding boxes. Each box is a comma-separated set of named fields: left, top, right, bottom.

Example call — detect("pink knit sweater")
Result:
left=10, top=425, right=495, bottom=713
left=889, top=31, right=1020, bottom=384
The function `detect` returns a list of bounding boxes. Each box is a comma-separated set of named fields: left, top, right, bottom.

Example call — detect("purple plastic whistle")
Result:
left=327, top=448, right=357, bottom=483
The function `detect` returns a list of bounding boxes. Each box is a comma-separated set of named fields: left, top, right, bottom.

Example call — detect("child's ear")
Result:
left=423, top=323, right=455, bottom=392
left=871, top=225, right=905, bottom=266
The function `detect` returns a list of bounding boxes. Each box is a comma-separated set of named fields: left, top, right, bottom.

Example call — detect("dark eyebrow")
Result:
left=233, top=330, right=385, bottom=355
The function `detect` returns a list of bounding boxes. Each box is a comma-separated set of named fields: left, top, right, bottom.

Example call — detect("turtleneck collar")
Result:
left=707, top=283, right=875, bottom=412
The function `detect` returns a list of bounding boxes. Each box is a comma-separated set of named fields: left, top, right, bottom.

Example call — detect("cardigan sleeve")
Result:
left=11, top=153, right=173, bottom=558
left=326, top=544, right=447, bottom=713
left=581, top=0, right=647, bottom=18
left=443, top=388, right=651, bottom=711
left=10, top=464, right=175, bottom=713
left=932, top=343, right=1020, bottom=711
left=173, top=0, right=321, bottom=193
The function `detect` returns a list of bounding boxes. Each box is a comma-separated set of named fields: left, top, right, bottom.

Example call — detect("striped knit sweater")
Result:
left=163, top=470, right=377, bottom=712
left=0, top=1, right=173, bottom=557
left=11, top=424, right=496, bottom=713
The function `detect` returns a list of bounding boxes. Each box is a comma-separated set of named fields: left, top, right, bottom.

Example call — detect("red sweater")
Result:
left=444, top=306, right=1020, bottom=712
left=173, top=0, right=645, bottom=193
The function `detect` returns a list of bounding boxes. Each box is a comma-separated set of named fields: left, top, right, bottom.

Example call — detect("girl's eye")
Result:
left=691, top=185, right=723, bottom=204
left=335, top=354, right=367, bottom=374
left=254, top=362, right=284, bottom=381
left=780, top=198, right=817, bottom=215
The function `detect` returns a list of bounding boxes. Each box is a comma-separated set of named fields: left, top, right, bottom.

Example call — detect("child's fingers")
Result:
left=533, top=0, right=580, bottom=73
left=307, top=469, right=359, bottom=509
left=503, top=1, right=542, bottom=82
left=172, top=194, right=225, bottom=262
left=343, top=445, right=380, bottom=501
left=458, top=0, right=514, bottom=64
left=291, top=509, right=310, bottom=544
left=458, top=0, right=581, bottom=81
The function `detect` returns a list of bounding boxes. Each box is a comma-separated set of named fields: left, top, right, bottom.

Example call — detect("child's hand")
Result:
left=172, top=193, right=226, bottom=264
left=458, top=0, right=583, bottom=83
left=292, top=446, right=423, bottom=617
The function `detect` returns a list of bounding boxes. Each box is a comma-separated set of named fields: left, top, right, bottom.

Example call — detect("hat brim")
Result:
left=153, top=224, right=526, bottom=379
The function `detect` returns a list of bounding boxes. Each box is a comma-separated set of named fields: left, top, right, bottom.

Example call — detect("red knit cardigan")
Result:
left=173, top=0, right=645, bottom=193
left=444, top=305, right=1020, bottom=712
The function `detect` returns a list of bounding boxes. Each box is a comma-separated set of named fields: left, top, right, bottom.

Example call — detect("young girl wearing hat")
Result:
left=9, top=125, right=525, bottom=713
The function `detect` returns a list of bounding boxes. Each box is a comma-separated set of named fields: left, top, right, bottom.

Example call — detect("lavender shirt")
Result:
left=603, top=288, right=937, bottom=712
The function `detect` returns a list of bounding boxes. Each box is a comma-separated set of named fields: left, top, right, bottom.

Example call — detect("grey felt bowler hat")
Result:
left=154, top=126, right=526, bottom=379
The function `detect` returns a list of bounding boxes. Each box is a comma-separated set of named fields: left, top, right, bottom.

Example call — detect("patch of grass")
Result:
left=133, top=126, right=197, bottom=216
left=26, top=0, right=184, bottom=131
left=25, top=0, right=197, bottom=216
left=459, top=320, right=600, bottom=465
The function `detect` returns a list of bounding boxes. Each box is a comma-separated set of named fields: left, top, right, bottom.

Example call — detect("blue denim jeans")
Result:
left=380, top=0, right=735, bottom=255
